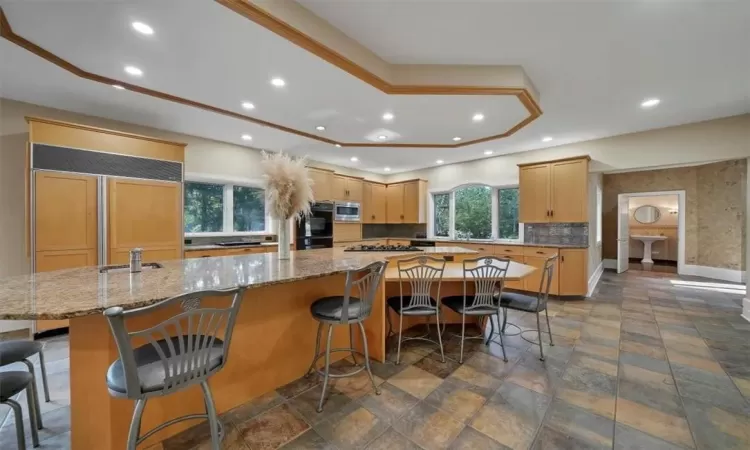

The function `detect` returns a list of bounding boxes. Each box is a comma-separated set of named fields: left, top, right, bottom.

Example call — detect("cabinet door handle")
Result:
left=478, top=247, right=485, bottom=251
left=546, top=210, right=550, bottom=217
left=561, top=255, right=565, bottom=262
left=536, top=251, right=545, bottom=255
left=550, top=210, right=554, bottom=216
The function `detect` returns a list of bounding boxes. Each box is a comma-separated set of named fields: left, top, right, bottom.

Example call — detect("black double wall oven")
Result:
left=296, top=202, right=334, bottom=250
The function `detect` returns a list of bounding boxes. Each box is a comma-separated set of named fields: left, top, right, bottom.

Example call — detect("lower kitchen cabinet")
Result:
left=559, top=248, right=588, bottom=296
left=184, top=246, right=278, bottom=258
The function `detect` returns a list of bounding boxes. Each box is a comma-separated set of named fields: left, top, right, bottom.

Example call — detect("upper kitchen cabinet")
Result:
left=386, top=180, right=427, bottom=224
left=332, top=175, right=363, bottom=203
left=519, top=156, right=589, bottom=223
left=307, top=167, right=334, bottom=201
left=362, top=182, right=387, bottom=223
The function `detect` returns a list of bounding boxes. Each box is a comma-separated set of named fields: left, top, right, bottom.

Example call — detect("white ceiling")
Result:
left=1, top=0, right=749, bottom=175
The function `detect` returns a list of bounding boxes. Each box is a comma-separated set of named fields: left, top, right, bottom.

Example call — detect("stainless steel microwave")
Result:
left=334, top=202, right=361, bottom=222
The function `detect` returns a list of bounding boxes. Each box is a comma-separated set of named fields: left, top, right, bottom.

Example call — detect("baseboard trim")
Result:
left=743, top=298, right=750, bottom=323
left=681, top=264, right=745, bottom=283
left=603, top=259, right=617, bottom=270
left=587, top=262, right=604, bottom=297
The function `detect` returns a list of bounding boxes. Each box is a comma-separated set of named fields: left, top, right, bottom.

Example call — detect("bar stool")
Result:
left=386, top=255, right=446, bottom=365
left=0, top=371, right=40, bottom=449
left=306, top=261, right=387, bottom=412
left=442, top=256, right=511, bottom=364
left=103, top=287, right=244, bottom=450
left=0, top=340, right=51, bottom=429
left=499, top=255, right=556, bottom=360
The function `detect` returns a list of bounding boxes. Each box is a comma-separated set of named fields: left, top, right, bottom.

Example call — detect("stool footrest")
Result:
left=309, top=348, right=366, bottom=379
left=137, top=413, right=224, bottom=445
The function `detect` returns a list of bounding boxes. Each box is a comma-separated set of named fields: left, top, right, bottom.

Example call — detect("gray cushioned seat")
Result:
left=0, top=372, right=33, bottom=402
left=442, top=295, right=499, bottom=316
left=387, top=296, right=438, bottom=315
left=0, top=341, right=44, bottom=367
left=310, top=296, right=363, bottom=321
left=106, top=336, right=224, bottom=395
left=499, top=292, right=542, bottom=312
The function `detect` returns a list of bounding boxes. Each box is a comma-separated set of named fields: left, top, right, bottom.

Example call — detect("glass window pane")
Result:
left=497, top=187, right=520, bottom=240
left=184, top=182, right=224, bottom=233
left=233, top=186, right=266, bottom=232
left=433, top=193, right=450, bottom=237
left=455, top=185, right=492, bottom=240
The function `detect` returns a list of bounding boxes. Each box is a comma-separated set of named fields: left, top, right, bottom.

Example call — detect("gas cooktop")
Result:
left=344, top=245, right=424, bottom=252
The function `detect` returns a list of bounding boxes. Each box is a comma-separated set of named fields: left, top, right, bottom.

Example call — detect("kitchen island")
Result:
left=0, top=247, right=535, bottom=449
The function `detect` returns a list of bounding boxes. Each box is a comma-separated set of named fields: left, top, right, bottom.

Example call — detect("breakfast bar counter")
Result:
left=0, top=246, right=503, bottom=449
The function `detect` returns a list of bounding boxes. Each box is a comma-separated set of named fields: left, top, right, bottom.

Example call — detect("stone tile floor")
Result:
left=2, top=269, right=750, bottom=449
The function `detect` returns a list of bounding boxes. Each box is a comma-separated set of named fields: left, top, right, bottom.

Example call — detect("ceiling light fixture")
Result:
left=542, top=136, right=553, bottom=142
left=316, top=126, right=326, bottom=131
left=382, top=112, right=394, bottom=121
left=270, top=77, right=286, bottom=87
left=472, top=113, right=485, bottom=122
left=112, top=84, right=125, bottom=90
left=131, top=21, right=154, bottom=35
left=436, top=160, right=444, bottom=164
left=452, top=137, right=462, bottom=142
left=640, top=98, right=661, bottom=108
left=377, top=135, right=387, bottom=140
left=350, top=157, right=359, bottom=162
left=484, top=150, right=494, bottom=155
left=241, top=134, right=252, bottom=141
left=335, top=144, right=342, bottom=148
left=384, top=167, right=391, bottom=172
left=124, top=65, right=143, bottom=77
left=241, top=102, right=255, bottom=110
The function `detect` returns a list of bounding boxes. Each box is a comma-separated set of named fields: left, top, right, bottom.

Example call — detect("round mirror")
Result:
left=634, top=205, right=661, bottom=224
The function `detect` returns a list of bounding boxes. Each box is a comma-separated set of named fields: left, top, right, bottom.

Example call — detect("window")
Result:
left=431, top=185, right=521, bottom=241
left=454, top=185, right=492, bottom=240
left=184, top=182, right=224, bottom=233
left=497, top=187, right=520, bottom=239
left=184, top=179, right=267, bottom=234
left=433, top=192, right=450, bottom=237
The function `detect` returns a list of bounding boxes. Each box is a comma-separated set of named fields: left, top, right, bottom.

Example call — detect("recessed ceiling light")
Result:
left=542, top=136, right=553, bottom=142
left=270, top=77, right=286, bottom=87
left=112, top=84, right=125, bottom=90
left=641, top=98, right=661, bottom=108
left=350, top=157, right=359, bottom=162
left=131, top=21, right=154, bottom=35
left=382, top=112, right=394, bottom=121
left=124, top=65, right=143, bottom=77
left=241, top=101, right=255, bottom=110
left=436, top=159, right=444, bottom=164
left=384, top=167, right=391, bottom=172
left=377, top=135, right=387, bottom=140
left=472, top=113, right=485, bottom=122
left=335, top=144, right=342, bottom=148
left=452, top=137, right=462, bottom=142
left=484, top=150, right=494, bottom=155
left=316, top=126, right=326, bottom=131
left=241, top=134, right=252, bottom=141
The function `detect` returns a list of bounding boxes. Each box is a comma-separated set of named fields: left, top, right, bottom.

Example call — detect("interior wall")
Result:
left=588, top=173, right=603, bottom=279
left=602, top=160, right=746, bottom=270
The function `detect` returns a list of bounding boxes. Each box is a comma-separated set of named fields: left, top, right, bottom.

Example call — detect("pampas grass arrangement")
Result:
left=261, top=151, right=314, bottom=259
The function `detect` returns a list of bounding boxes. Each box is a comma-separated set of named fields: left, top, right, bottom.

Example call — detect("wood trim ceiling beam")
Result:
left=1, top=3, right=542, bottom=149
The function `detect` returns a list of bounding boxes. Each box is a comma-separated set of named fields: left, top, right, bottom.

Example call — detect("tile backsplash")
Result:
left=362, top=224, right=427, bottom=239
left=524, top=223, right=588, bottom=246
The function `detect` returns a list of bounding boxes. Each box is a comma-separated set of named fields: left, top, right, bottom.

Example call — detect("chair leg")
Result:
left=25, top=382, right=40, bottom=447
left=305, top=322, right=323, bottom=377
left=317, top=325, right=334, bottom=413
left=459, top=313, right=466, bottom=364
left=127, top=398, right=146, bottom=450
left=21, top=359, right=43, bottom=429
left=501, top=307, right=508, bottom=333
left=5, top=399, right=26, bottom=450
left=486, top=315, right=496, bottom=345
left=37, top=350, right=51, bottom=403
left=536, top=312, right=545, bottom=361
left=349, top=323, right=359, bottom=365
left=358, top=322, right=381, bottom=395
left=435, top=312, right=445, bottom=363
left=386, top=308, right=394, bottom=337
left=495, top=312, right=508, bottom=362
left=545, top=308, right=554, bottom=346
left=396, top=314, right=404, bottom=365
left=200, top=381, right=222, bottom=450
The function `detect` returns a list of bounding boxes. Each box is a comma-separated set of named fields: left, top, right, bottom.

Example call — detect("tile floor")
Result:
left=2, top=269, right=750, bottom=449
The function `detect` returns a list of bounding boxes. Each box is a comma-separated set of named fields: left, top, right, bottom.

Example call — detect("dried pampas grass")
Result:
left=261, top=151, right=314, bottom=222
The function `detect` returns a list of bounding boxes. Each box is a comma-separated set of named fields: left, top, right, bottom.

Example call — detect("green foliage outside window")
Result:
left=433, top=192, right=450, bottom=237
left=455, top=185, right=492, bottom=239
left=497, top=188, right=520, bottom=239
left=233, top=186, right=266, bottom=232
left=184, top=182, right=223, bottom=233
left=432, top=186, right=519, bottom=240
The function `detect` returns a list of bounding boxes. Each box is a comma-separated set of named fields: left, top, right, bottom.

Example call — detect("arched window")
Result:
left=431, top=184, right=520, bottom=241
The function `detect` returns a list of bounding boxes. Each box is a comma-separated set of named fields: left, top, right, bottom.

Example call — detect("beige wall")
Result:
left=602, top=160, right=746, bottom=270
left=588, top=173, right=603, bottom=279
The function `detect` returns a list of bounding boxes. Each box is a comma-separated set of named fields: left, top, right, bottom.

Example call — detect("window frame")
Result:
left=184, top=173, right=270, bottom=237
left=429, top=183, right=523, bottom=242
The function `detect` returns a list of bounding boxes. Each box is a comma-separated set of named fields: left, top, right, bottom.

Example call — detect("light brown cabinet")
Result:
left=559, top=249, right=588, bottom=296
left=185, top=246, right=279, bottom=259
left=362, top=182, right=387, bottom=223
left=308, top=168, right=333, bottom=202
left=332, top=175, right=363, bottom=202
left=386, top=183, right=404, bottom=223
left=386, top=180, right=426, bottom=224
left=519, top=156, right=589, bottom=223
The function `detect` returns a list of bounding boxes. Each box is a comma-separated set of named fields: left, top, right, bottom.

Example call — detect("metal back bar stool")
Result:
left=0, top=371, right=41, bottom=449
left=499, top=255, right=557, bottom=360
left=306, top=261, right=387, bottom=412
left=442, top=256, right=511, bottom=363
left=0, top=340, right=51, bottom=430
left=104, top=287, right=244, bottom=450
left=386, top=255, right=446, bottom=364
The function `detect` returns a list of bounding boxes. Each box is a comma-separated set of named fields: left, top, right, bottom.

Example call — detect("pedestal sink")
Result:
left=631, top=235, right=667, bottom=265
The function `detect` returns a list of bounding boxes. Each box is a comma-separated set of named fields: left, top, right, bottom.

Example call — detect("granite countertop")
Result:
left=359, top=237, right=588, bottom=249
left=185, top=242, right=279, bottom=251
left=0, top=247, right=477, bottom=320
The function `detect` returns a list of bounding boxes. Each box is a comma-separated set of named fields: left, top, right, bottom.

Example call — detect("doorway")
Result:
left=617, top=190, right=685, bottom=274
